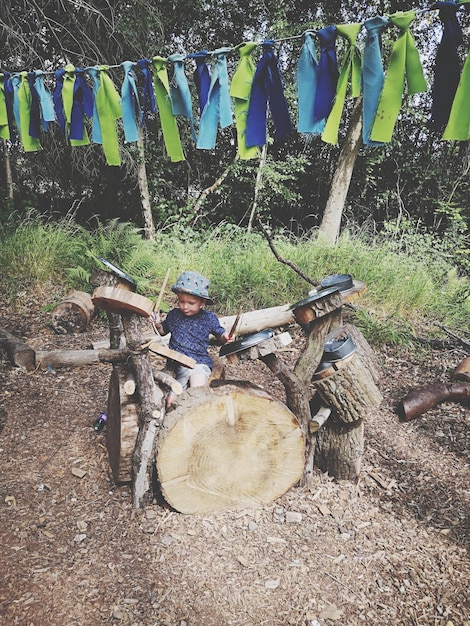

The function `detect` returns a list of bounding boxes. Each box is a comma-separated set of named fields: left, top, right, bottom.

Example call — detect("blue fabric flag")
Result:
left=430, top=1, right=463, bottom=128
left=197, top=47, right=233, bottom=150
left=137, top=58, right=156, bottom=126
left=314, top=26, right=339, bottom=122
left=246, top=40, right=292, bottom=147
left=188, top=50, right=211, bottom=114
left=168, top=52, right=197, bottom=141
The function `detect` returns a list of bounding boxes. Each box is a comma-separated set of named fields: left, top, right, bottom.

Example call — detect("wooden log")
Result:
left=124, top=372, right=136, bottom=395
left=35, top=348, right=131, bottom=369
left=106, top=365, right=140, bottom=483
left=309, top=405, right=331, bottom=433
left=453, top=356, right=470, bottom=382
left=120, top=312, right=165, bottom=508
left=51, top=290, right=96, bottom=334
left=314, top=419, right=364, bottom=480
left=312, top=353, right=383, bottom=423
left=155, top=382, right=305, bottom=514
left=397, top=382, right=470, bottom=421
left=0, top=329, right=36, bottom=371
left=219, top=304, right=295, bottom=335
left=152, top=368, right=183, bottom=395
left=92, top=286, right=154, bottom=317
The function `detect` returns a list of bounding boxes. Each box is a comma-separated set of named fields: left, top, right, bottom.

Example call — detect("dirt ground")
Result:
left=0, top=290, right=469, bottom=626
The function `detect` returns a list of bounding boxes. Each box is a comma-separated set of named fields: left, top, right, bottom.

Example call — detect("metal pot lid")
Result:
left=322, top=335, right=356, bottom=362
left=320, top=273, right=354, bottom=292
left=97, top=257, right=137, bottom=287
left=219, top=328, right=275, bottom=357
left=290, top=285, right=340, bottom=311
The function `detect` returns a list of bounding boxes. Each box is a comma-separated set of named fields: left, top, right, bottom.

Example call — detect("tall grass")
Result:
left=1, top=216, right=468, bottom=343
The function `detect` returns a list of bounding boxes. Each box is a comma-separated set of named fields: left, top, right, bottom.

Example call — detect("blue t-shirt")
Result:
left=161, top=308, right=226, bottom=368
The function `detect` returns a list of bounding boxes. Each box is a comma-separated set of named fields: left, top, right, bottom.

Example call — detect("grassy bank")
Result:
left=1, top=216, right=468, bottom=345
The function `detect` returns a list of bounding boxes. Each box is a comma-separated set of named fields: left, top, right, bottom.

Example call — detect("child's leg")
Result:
left=189, top=364, right=212, bottom=388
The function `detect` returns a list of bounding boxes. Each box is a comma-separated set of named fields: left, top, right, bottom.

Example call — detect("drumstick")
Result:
left=151, top=268, right=171, bottom=336
left=154, top=268, right=171, bottom=312
left=228, top=307, right=243, bottom=339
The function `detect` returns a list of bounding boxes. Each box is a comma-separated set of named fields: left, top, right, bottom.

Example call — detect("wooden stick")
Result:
left=154, top=268, right=171, bottom=312
left=228, top=307, right=243, bottom=339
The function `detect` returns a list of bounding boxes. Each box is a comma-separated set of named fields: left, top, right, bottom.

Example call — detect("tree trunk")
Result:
left=155, top=382, right=305, bottom=514
left=248, top=143, right=267, bottom=232
left=2, top=139, right=14, bottom=203
left=35, top=348, right=131, bottom=368
left=314, top=419, right=364, bottom=480
left=137, top=131, right=156, bottom=241
left=106, top=364, right=140, bottom=483
left=319, top=98, right=363, bottom=244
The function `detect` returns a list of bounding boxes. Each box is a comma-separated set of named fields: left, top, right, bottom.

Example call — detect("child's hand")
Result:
left=150, top=310, right=161, bottom=325
left=221, top=331, right=233, bottom=344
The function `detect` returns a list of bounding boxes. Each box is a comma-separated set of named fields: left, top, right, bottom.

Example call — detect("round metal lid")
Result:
left=97, top=257, right=137, bottom=288
left=320, top=273, right=354, bottom=292
left=322, top=335, right=356, bottom=362
left=290, top=285, right=340, bottom=311
left=219, top=328, right=275, bottom=357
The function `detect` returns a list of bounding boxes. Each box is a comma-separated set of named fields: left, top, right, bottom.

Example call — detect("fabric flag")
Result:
left=362, top=15, right=390, bottom=145
left=430, top=1, right=463, bottom=128
left=121, top=61, right=141, bottom=143
left=30, top=70, right=55, bottom=135
left=87, top=65, right=122, bottom=165
left=246, top=40, right=292, bottom=147
left=297, top=31, right=325, bottom=135
left=53, top=68, right=67, bottom=136
left=152, top=56, right=185, bottom=162
left=197, top=47, right=233, bottom=150
left=0, top=73, right=13, bottom=140
left=370, top=10, right=427, bottom=143
left=314, top=26, right=339, bottom=122
left=443, top=45, right=470, bottom=140
left=230, top=41, right=259, bottom=159
left=137, top=58, right=156, bottom=126
left=168, top=52, right=197, bottom=141
left=59, top=64, right=91, bottom=146
left=188, top=50, right=211, bottom=114
left=322, top=22, right=362, bottom=145
left=10, top=72, right=41, bottom=152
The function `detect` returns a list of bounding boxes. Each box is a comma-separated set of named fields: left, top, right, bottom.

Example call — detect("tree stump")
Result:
left=51, top=290, right=96, bottom=334
left=0, top=329, right=36, bottom=371
left=155, top=382, right=305, bottom=514
left=106, top=364, right=140, bottom=483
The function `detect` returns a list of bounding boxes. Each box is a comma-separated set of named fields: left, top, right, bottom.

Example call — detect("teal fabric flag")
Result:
left=370, top=11, right=427, bottom=143
left=297, top=31, right=325, bottom=135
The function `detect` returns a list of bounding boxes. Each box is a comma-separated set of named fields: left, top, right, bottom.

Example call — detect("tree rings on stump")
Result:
left=51, top=290, right=96, bottom=334
left=156, top=382, right=305, bottom=514
left=106, top=365, right=140, bottom=483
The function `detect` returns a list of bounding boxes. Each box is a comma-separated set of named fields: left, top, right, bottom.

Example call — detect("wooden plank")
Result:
left=147, top=342, right=196, bottom=368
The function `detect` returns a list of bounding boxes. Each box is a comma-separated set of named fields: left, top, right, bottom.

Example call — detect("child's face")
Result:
left=176, top=292, right=206, bottom=316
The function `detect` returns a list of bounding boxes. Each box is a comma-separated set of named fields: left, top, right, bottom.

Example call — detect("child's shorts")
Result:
left=175, top=363, right=211, bottom=391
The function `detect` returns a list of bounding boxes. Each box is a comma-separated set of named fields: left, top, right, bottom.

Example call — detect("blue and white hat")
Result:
left=171, top=271, right=214, bottom=304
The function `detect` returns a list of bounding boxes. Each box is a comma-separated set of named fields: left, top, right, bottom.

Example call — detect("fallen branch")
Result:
left=255, top=214, right=318, bottom=287
left=434, top=324, right=470, bottom=352
left=397, top=382, right=470, bottom=421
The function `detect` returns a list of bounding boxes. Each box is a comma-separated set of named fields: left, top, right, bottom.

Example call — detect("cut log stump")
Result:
left=0, top=328, right=36, bottom=371
left=106, top=365, right=140, bottom=483
left=156, top=382, right=305, bottom=514
left=51, top=290, right=96, bottom=334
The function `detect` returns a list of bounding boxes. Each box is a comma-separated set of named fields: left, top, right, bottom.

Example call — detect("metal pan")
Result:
left=290, top=286, right=340, bottom=311
left=322, top=335, right=356, bottom=362
left=320, top=273, right=354, bottom=292
left=97, top=257, right=137, bottom=288
left=219, top=328, right=274, bottom=357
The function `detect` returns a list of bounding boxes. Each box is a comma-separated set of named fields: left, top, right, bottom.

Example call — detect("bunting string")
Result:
left=0, top=2, right=469, bottom=166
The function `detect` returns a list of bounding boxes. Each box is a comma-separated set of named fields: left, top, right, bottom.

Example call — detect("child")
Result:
left=151, top=271, right=231, bottom=406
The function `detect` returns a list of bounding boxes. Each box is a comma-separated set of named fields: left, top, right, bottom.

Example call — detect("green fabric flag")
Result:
left=370, top=11, right=427, bottom=143
left=322, top=23, right=362, bottom=145
left=230, top=42, right=259, bottom=160
left=63, top=64, right=90, bottom=147
left=17, top=72, right=41, bottom=152
left=95, top=65, right=122, bottom=166
left=443, top=47, right=470, bottom=141
left=152, top=57, right=184, bottom=163
left=0, top=73, right=10, bottom=140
